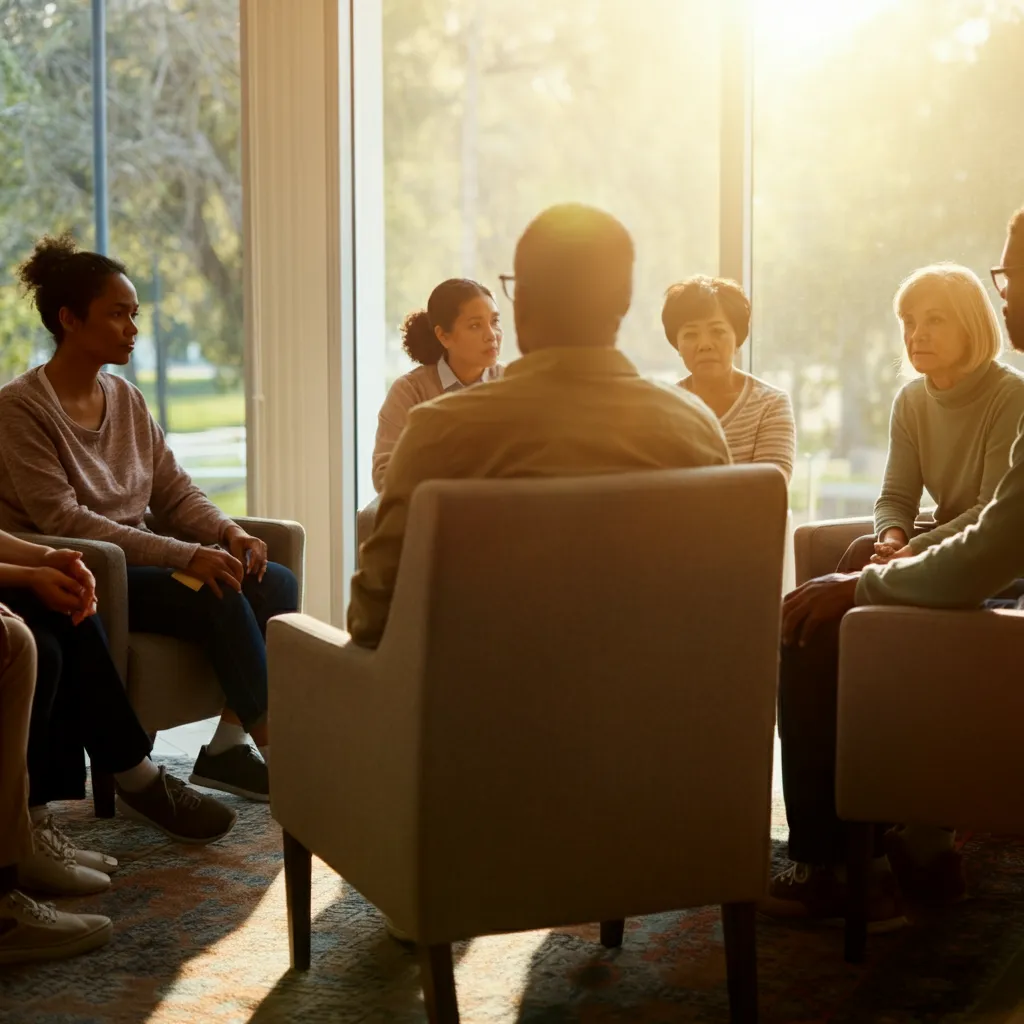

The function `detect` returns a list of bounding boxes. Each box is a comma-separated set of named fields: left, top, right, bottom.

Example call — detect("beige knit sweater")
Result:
left=0, top=368, right=232, bottom=569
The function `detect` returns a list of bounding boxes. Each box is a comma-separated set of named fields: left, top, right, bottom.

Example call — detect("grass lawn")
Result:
left=211, top=485, right=247, bottom=517
left=133, top=375, right=245, bottom=433
left=157, top=392, right=245, bottom=433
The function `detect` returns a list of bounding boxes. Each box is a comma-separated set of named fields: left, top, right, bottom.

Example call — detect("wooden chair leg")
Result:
left=283, top=830, right=312, bottom=970
left=419, top=943, right=459, bottom=1023
left=722, top=901, right=758, bottom=1023
left=600, top=919, right=625, bottom=948
left=92, top=770, right=116, bottom=819
left=845, top=821, right=873, bottom=964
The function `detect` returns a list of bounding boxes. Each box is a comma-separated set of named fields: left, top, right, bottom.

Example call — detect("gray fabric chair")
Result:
left=19, top=516, right=304, bottom=816
left=793, top=516, right=1024, bottom=962
left=269, top=466, right=787, bottom=1022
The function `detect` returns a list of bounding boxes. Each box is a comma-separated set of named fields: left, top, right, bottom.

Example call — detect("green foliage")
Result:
left=0, top=0, right=241, bottom=378
left=382, top=0, right=1024, bottom=457
left=3, top=0, right=1022, bottom=469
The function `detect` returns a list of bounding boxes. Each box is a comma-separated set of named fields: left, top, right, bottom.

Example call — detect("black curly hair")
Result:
left=17, top=233, right=128, bottom=343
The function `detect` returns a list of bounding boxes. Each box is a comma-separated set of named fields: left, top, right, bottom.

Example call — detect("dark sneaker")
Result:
left=189, top=744, right=270, bottom=802
left=885, top=828, right=967, bottom=906
left=759, top=862, right=907, bottom=933
left=116, top=767, right=237, bottom=844
left=0, top=890, right=112, bottom=965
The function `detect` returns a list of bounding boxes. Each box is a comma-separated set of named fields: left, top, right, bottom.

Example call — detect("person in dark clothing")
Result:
left=762, top=205, right=1024, bottom=927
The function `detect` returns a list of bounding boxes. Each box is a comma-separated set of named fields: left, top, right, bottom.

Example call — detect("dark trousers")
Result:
left=779, top=619, right=887, bottom=865
left=0, top=590, right=152, bottom=807
left=126, top=562, right=298, bottom=732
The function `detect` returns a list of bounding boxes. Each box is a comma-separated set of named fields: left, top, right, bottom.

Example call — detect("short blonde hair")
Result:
left=893, top=262, right=1003, bottom=374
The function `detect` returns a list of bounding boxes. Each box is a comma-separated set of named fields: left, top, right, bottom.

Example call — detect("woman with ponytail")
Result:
left=372, top=278, right=504, bottom=490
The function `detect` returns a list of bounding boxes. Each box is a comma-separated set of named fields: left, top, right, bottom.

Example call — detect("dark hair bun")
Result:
left=16, top=232, right=127, bottom=343
left=401, top=310, right=443, bottom=366
left=16, top=232, right=79, bottom=293
left=399, top=278, right=494, bottom=366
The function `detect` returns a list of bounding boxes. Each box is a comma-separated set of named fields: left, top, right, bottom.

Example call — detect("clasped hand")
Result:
left=869, top=540, right=914, bottom=565
left=31, top=549, right=97, bottom=624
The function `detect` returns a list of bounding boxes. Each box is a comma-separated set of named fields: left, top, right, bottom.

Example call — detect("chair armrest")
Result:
left=14, top=533, right=129, bottom=681
left=836, top=606, right=1024, bottom=831
left=794, top=517, right=873, bottom=585
left=266, top=613, right=419, bottom=907
left=232, top=517, right=305, bottom=594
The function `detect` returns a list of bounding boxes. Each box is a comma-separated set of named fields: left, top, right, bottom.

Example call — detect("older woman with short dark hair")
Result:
left=663, top=275, right=795, bottom=482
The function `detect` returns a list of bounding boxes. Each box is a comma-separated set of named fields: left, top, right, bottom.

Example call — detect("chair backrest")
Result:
left=381, top=466, right=788, bottom=937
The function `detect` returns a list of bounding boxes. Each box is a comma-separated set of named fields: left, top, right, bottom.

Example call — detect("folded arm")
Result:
left=750, top=390, right=795, bottom=484
left=873, top=395, right=923, bottom=543
left=857, top=430, right=1024, bottom=609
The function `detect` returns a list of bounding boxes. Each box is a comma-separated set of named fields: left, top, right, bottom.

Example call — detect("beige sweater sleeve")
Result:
left=145, top=409, right=232, bottom=545
left=372, top=376, right=422, bottom=492
left=0, top=398, right=198, bottom=569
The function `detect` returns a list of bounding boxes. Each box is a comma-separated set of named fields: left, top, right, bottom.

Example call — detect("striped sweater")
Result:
left=679, top=373, right=796, bottom=483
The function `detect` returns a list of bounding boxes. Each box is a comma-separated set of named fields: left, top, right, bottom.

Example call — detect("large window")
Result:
left=368, top=0, right=721, bottom=503
left=0, top=0, right=244, bottom=513
left=753, top=0, right=1024, bottom=523
left=370, top=0, right=1024, bottom=527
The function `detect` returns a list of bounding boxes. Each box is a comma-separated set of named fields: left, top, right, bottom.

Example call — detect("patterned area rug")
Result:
left=3, top=754, right=1024, bottom=1023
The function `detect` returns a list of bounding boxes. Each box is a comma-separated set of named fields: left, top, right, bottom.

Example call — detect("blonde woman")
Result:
left=840, top=263, right=1024, bottom=571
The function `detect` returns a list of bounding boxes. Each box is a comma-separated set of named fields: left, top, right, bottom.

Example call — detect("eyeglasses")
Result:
left=499, top=274, right=515, bottom=301
left=991, top=265, right=1024, bottom=295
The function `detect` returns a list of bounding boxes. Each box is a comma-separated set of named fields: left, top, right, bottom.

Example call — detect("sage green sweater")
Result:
left=857, top=417, right=1024, bottom=607
left=874, top=361, right=1024, bottom=555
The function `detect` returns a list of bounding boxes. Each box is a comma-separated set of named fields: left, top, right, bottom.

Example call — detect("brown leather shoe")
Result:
left=116, top=767, right=237, bottom=845
left=885, top=828, right=967, bottom=906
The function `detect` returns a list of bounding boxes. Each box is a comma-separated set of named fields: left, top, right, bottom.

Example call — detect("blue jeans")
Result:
left=126, top=562, right=299, bottom=731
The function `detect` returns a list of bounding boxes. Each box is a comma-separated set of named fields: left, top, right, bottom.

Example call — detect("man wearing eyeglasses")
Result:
left=764, top=205, right=1024, bottom=927
left=348, top=203, right=732, bottom=648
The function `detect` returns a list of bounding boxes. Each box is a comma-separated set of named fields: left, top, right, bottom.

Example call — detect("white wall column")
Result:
left=241, top=0, right=358, bottom=625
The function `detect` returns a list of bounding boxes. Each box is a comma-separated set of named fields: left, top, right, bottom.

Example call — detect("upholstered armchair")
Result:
left=794, top=517, right=1024, bottom=962
left=269, top=466, right=787, bottom=1022
left=19, top=516, right=304, bottom=816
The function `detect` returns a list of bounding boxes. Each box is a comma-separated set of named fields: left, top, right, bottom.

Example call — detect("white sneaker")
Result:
left=0, top=890, right=112, bottom=965
left=34, top=814, right=119, bottom=875
left=17, top=825, right=111, bottom=897
left=384, top=916, right=415, bottom=945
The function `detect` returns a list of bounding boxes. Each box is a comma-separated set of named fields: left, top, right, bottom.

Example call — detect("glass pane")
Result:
left=371, top=0, right=721, bottom=503
left=753, top=0, right=1023, bottom=522
left=0, top=0, right=244, bottom=515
